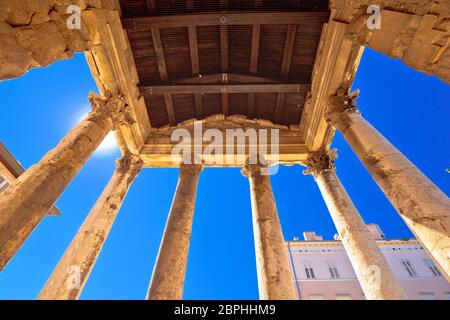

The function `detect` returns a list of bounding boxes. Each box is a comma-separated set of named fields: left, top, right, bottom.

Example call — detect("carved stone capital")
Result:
left=88, top=92, right=136, bottom=128
left=179, top=163, right=203, bottom=176
left=115, top=151, right=143, bottom=178
left=241, top=164, right=268, bottom=178
left=304, top=149, right=338, bottom=179
left=326, top=87, right=361, bottom=127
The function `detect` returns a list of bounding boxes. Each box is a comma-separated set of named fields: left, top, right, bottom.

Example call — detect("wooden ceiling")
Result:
left=119, top=0, right=330, bottom=128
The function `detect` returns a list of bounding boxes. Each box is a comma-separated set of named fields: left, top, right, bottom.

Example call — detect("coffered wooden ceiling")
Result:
left=119, top=0, right=330, bottom=128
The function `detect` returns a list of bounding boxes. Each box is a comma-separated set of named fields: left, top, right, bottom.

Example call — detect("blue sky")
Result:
left=0, top=48, right=448, bottom=300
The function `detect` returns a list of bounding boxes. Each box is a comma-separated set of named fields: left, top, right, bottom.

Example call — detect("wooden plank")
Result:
left=220, top=23, right=228, bottom=116
left=186, top=0, right=195, bottom=10
left=141, top=84, right=310, bottom=95
left=281, top=25, right=297, bottom=77
left=156, top=73, right=297, bottom=85
left=188, top=26, right=200, bottom=75
left=249, top=24, right=261, bottom=74
left=194, top=94, right=203, bottom=119
left=273, top=93, right=286, bottom=123
left=151, top=27, right=168, bottom=81
left=248, top=24, right=261, bottom=118
left=145, top=0, right=157, bottom=12
left=188, top=25, right=203, bottom=118
left=274, top=25, right=297, bottom=123
left=221, top=92, right=229, bottom=116
left=122, top=12, right=327, bottom=29
left=164, top=94, right=176, bottom=125
left=220, top=25, right=229, bottom=72
left=151, top=27, right=176, bottom=125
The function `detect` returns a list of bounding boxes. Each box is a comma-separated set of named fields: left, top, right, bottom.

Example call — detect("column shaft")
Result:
left=0, top=114, right=112, bottom=271
left=37, top=153, right=142, bottom=300
left=146, top=164, right=202, bottom=300
left=330, top=103, right=450, bottom=279
left=316, top=168, right=408, bottom=299
left=0, top=93, right=128, bottom=271
left=244, top=165, right=297, bottom=300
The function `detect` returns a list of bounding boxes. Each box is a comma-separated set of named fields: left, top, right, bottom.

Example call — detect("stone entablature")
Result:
left=330, top=0, right=450, bottom=84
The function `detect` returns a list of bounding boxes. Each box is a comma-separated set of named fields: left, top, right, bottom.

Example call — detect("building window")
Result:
left=308, top=294, right=324, bottom=300
left=327, top=261, right=340, bottom=279
left=418, top=292, right=435, bottom=300
left=400, top=260, right=417, bottom=278
left=0, top=175, right=9, bottom=193
left=423, top=259, right=441, bottom=277
left=304, top=262, right=315, bottom=279
left=335, top=294, right=352, bottom=300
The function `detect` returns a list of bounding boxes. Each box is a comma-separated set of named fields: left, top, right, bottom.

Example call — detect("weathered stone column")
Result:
left=327, top=89, right=450, bottom=279
left=37, top=152, right=143, bottom=300
left=305, top=150, right=408, bottom=300
left=0, top=93, right=131, bottom=271
left=146, top=164, right=203, bottom=300
left=242, top=165, right=297, bottom=300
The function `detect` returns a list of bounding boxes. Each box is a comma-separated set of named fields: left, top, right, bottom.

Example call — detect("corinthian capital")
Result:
left=88, top=92, right=136, bottom=128
left=179, top=163, right=203, bottom=176
left=326, top=87, right=360, bottom=126
left=304, top=149, right=337, bottom=179
left=116, top=151, right=144, bottom=178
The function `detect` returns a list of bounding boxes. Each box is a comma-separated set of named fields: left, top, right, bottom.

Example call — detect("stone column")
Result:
left=242, top=165, right=297, bottom=300
left=305, top=150, right=408, bottom=300
left=146, top=164, right=203, bottom=300
left=327, top=89, right=450, bottom=279
left=37, top=153, right=143, bottom=300
left=0, top=93, right=132, bottom=271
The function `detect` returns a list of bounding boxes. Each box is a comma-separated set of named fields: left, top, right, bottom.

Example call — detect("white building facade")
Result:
left=287, top=224, right=450, bottom=300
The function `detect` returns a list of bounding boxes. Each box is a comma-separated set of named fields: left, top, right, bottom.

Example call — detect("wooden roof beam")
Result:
left=188, top=25, right=203, bottom=119
left=145, top=0, right=157, bottom=13
left=140, top=83, right=310, bottom=95
left=122, top=12, right=327, bottom=29
left=151, top=73, right=297, bottom=86
left=274, top=24, right=297, bottom=124
left=220, top=22, right=229, bottom=116
left=151, top=27, right=176, bottom=125
left=248, top=24, right=261, bottom=118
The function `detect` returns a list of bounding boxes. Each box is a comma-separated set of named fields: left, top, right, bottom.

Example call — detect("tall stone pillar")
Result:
left=146, top=164, right=203, bottom=300
left=0, top=93, right=132, bottom=271
left=37, top=153, right=143, bottom=300
left=242, top=165, right=297, bottom=300
left=305, top=150, right=408, bottom=300
left=327, top=90, right=450, bottom=279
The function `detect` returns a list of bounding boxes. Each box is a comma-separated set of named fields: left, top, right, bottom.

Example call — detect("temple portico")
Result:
left=0, top=0, right=448, bottom=300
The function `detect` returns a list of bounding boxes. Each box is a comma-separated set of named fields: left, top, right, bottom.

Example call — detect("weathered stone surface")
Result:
left=327, top=91, right=450, bottom=280
left=330, top=0, right=450, bottom=83
left=38, top=152, right=143, bottom=300
left=306, top=150, right=408, bottom=300
left=0, top=93, right=124, bottom=271
left=0, top=0, right=117, bottom=79
left=147, top=164, right=203, bottom=300
left=242, top=165, right=297, bottom=300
